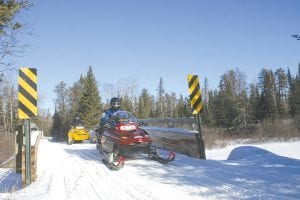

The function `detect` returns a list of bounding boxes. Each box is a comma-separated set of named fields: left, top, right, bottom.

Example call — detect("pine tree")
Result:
left=258, top=69, right=278, bottom=120
left=137, top=95, right=146, bottom=118
left=275, top=68, right=288, bottom=117
left=287, top=68, right=296, bottom=116
left=68, top=75, right=85, bottom=119
left=249, top=83, right=260, bottom=123
left=156, top=77, right=166, bottom=118
left=176, top=95, right=192, bottom=118
left=52, top=81, right=69, bottom=140
left=121, top=93, right=132, bottom=113
left=214, top=91, right=227, bottom=128
left=149, top=95, right=156, bottom=118
left=294, top=65, right=300, bottom=126
left=137, top=88, right=152, bottom=118
left=234, top=69, right=249, bottom=128
left=217, top=70, right=238, bottom=128
left=51, top=109, right=61, bottom=139
left=76, top=66, right=102, bottom=129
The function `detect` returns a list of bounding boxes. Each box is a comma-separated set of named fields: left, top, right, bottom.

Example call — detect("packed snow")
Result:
left=1, top=138, right=300, bottom=200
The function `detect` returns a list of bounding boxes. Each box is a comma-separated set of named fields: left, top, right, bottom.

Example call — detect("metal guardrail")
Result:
left=142, top=117, right=198, bottom=131
left=142, top=126, right=199, bottom=158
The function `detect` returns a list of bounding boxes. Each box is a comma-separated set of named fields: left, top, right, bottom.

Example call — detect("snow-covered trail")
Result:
left=2, top=138, right=300, bottom=200
left=15, top=139, right=206, bottom=200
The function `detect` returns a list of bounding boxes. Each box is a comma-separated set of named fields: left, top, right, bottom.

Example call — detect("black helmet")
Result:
left=110, top=97, right=121, bottom=110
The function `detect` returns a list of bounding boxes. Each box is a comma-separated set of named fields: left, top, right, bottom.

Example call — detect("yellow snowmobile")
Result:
left=68, top=118, right=89, bottom=145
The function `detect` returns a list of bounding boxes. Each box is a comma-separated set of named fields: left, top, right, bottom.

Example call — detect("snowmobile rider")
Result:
left=71, top=117, right=84, bottom=128
left=100, top=97, right=121, bottom=126
left=96, top=97, right=121, bottom=142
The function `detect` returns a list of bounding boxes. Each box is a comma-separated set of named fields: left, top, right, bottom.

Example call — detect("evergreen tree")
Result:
left=137, top=88, right=152, bottom=118
left=51, top=109, right=61, bottom=139
left=294, top=78, right=300, bottom=117
left=258, top=69, right=278, bottom=120
left=120, top=93, right=132, bottom=113
left=137, top=95, right=146, bottom=118
left=235, top=69, right=249, bottom=128
left=294, top=65, right=300, bottom=126
left=149, top=95, right=156, bottom=118
left=76, top=66, right=102, bottom=129
left=52, top=81, right=69, bottom=140
left=287, top=68, right=296, bottom=116
left=214, top=91, right=227, bottom=128
left=212, top=69, right=249, bottom=128
left=156, top=77, right=166, bottom=118
left=217, top=70, right=238, bottom=128
left=249, top=83, right=260, bottom=123
left=275, top=68, right=288, bottom=117
left=176, top=95, right=192, bottom=118
left=68, top=75, right=85, bottom=120
left=132, top=96, right=139, bottom=116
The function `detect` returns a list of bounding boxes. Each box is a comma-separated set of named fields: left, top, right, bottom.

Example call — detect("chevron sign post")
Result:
left=18, top=67, right=37, bottom=186
left=187, top=75, right=206, bottom=159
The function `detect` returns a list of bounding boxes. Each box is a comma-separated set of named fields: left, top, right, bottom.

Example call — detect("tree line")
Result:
left=49, top=65, right=300, bottom=141
left=202, top=67, right=300, bottom=130
left=0, top=64, right=299, bottom=140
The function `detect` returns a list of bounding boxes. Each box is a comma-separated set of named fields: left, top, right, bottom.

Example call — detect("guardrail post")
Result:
left=24, top=119, right=31, bottom=185
left=196, top=114, right=206, bottom=159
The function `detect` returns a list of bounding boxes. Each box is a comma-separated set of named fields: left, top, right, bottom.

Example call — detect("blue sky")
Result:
left=11, top=0, right=300, bottom=112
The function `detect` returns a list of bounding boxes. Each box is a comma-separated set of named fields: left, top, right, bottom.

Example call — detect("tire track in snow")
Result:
left=69, top=143, right=159, bottom=200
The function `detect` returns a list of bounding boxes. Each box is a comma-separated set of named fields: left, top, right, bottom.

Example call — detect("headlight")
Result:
left=119, top=124, right=137, bottom=131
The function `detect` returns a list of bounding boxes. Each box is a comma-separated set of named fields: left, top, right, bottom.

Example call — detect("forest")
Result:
left=1, top=64, right=300, bottom=143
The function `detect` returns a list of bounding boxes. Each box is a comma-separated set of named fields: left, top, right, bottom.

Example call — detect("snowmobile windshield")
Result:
left=109, top=111, right=138, bottom=125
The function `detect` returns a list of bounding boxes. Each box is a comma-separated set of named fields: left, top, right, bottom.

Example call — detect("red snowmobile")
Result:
left=95, top=111, right=175, bottom=170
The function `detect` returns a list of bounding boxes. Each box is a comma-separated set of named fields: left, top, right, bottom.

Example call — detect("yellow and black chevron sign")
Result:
left=18, top=68, right=37, bottom=119
left=187, top=75, right=203, bottom=114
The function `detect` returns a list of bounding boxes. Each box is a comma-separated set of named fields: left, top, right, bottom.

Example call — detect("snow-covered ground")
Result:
left=1, top=138, right=300, bottom=200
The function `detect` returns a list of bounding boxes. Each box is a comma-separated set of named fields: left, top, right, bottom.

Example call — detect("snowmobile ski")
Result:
left=102, top=155, right=125, bottom=170
left=148, top=148, right=176, bottom=164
